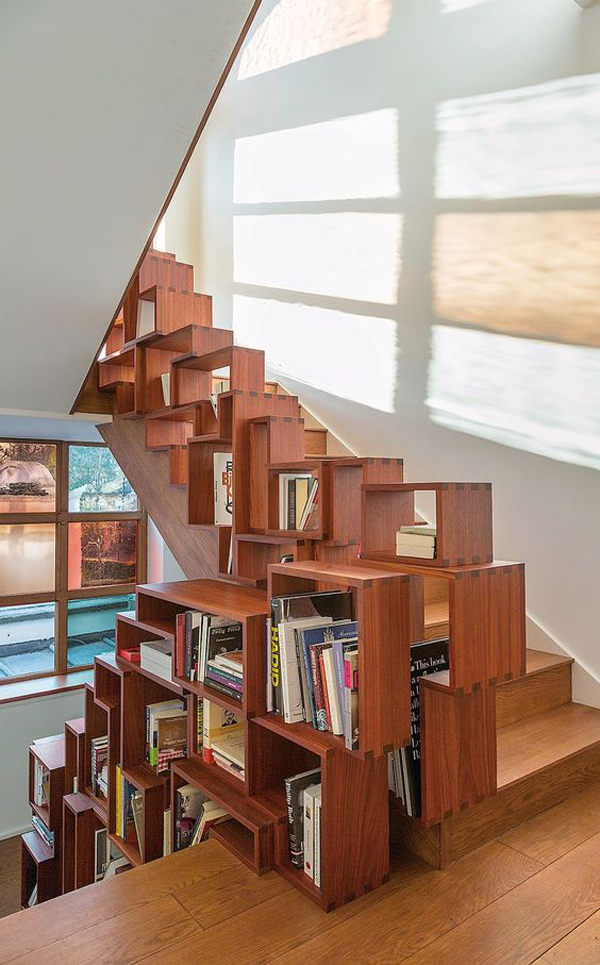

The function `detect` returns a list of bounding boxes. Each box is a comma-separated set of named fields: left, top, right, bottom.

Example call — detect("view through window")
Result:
left=0, top=441, right=144, bottom=681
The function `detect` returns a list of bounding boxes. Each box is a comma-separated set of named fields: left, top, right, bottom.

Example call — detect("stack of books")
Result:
left=278, top=473, right=319, bottom=530
left=396, top=524, right=437, bottom=559
left=202, top=698, right=243, bottom=781
left=31, top=814, right=54, bottom=855
left=268, top=590, right=359, bottom=750
left=140, top=640, right=174, bottom=683
left=284, top=768, right=322, bottom=886
left=188, top=800, right=230, bottom=846
left=211, top=731, right=245, bottom=782
left=146, top=699, right=187, bottom=773
left=115, top=765, right=139, bottom=849
left=388, top=637, right=450, bottom=817
left=175, top=609, right=243, bottom=701
left=205, top=649, right=243, bottom=701
left=90, top=736, right=108, bottom=798
left=32, top=758, right=50, bottom=808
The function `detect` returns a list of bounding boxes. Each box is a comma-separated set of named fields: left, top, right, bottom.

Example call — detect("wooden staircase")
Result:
left=89, top=246, right=600, bottom=890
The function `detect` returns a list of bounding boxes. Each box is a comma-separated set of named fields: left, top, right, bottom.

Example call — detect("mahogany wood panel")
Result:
left=20, top=832, right=59, bottom=909
left=248, top=416, right=305, bottom=532
left=234, top=534, right=314, bottom=589
left=304, top=427, right=327, bottom=456
left=64, top=717, right=85, bottom=795
left=174, top=346, right=265, bottom=394
left=420, top=681, right=497, bottom=826
left=29, top=739, right=65, bottom=834
left=330, top=458, right=403, bottom=546
left=99, top=418, right=219, bottom=580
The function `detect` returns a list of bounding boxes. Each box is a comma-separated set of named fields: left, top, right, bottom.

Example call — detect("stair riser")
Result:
left=496, top=663, right=571, bottom=728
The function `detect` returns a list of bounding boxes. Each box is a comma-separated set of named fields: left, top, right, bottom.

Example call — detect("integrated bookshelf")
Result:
left=24, top=246, right=600, bottom=914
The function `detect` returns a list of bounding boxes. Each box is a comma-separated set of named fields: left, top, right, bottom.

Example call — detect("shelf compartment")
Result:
left=247, top=416, right=305, bottom=533
left=233, top=533, right=314, bottom=589
left=267, top=560, right=414, bottom=759
left=21, top=831, right=59, bottom=908
left=144, top=401, right=214, bottom=449
left=29, top=736, right=65, bottom=834
left=122, top=248, right=195, bottom=343
left=64, top=717, right=85, bottom=796
left=135, top=284, right=212, bottom=341
left=171, top=346, right=265, bottom=407
left=361, top=481, right=493, bottom=567
left=187, top=438, right=232, bottom=526
left=357, top=557, right=526, bottom=693
left=328, top=457, right=404, bottom=546
left=248, top=717, right=389, bottom=910
left=119, top=762, right=168, bottom=864
left=171, top=758, right=273, bottom=874
left=266, top=459, right=333, bottom=541
left=137, top=579, right=269, bottom=718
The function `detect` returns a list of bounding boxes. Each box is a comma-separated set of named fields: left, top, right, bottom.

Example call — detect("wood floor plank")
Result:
left=498, top=782, right=600, bottom=865
left=540, top=908, right=600, bottom=964
left=0, top=840, right=236, bottom=964
left=11, top=896, right=201, bottom=965
left=402, top=832, right=600, bottom=964
left=269, top=842, right=541, bottom=965
left=172, top=864, right=291, bottom=928
left=137, top=853, right=429, bottom=965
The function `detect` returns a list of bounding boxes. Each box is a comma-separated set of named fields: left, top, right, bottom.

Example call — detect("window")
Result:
left=0, top=440, right=146, bottom=682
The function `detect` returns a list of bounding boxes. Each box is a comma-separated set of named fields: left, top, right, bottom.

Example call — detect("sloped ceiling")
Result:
left=0, top=0, right=259, bottom=414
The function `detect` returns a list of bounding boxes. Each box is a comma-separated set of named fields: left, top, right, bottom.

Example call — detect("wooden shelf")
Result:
left=255, top=713, right=348, bottom=757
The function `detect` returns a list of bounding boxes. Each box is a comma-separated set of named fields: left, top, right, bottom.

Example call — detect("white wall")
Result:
left=165, top=0, right=600, bottom=704
left=0, top=689, right=85, bottom=840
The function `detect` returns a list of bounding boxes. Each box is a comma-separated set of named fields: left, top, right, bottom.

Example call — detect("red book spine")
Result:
left=309, top=644, right=328, bottom=732
left=175, top=612, right=186, bottom=679
left=319, top=653, right=332, bottom=732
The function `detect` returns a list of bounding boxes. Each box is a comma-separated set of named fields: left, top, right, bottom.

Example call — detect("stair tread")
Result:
left=525, top=649, right=573, bottom=675
left=498, top=702, right=600, bottom=789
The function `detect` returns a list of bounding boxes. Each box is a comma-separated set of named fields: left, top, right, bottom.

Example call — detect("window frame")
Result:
left=0, top=439, right=146, bottom=683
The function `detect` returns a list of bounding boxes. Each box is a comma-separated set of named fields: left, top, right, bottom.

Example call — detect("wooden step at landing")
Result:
left=497, top=702, right=600, bottom=789
left=496, top=650, right=572, bottom=727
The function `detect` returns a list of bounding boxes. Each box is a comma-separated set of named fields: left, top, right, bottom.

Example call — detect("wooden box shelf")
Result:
left=328, top=457, right=404, bottom=546
left=29, top=736, right=65, bottom=834
left=82, top=684, right=110, bottom=823
left=62, top=792, right=104, bottom=893
left=267, top=560, right=415, bottom=759
left=362, top=482, right=493, bottom=567
left=21, top=831, right=59, bottom=909
left=122, top=249, right=195, bottom=343
left=171, top=345, right=265, bottom=407
left=136, top=580, right=269, bottom=719
left=135, top=285, right=213, bottom=340
left=233, top=532, right=314, bottom=589
left=247, top=415, right=305, bottom=533
left=171, top=758, right=273, bottom=875
left=267, top=459, right=333, bottom=540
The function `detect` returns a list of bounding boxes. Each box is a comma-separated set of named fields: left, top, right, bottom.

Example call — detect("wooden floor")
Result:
left=3, top=782, right=600, bottom=964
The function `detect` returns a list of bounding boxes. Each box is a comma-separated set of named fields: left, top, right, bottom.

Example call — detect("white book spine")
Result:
left=314, top=791, right=322, bottom=889
left=279, top=624, right=305, bottom=725
left=322, top=647, right=343, bottom=735
left=303, top=786, right=316, bottom=880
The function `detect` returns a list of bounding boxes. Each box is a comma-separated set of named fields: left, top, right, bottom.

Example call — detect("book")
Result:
left=279, top=615, right=334, bottom=724
left=200, top=620, right=243, bottom=686
left=299, top=621, right=357, bottom=730
left=174, top=783, right=205, bottom=851
left=136, top=298, right=155, bottom=338
left=210, top=379, right=229, bottom=417
left=202, top=699, right=242, bottom=765
left=284, top=768, right=321, bottom=869
left=303, top=784, right=321, bottom=880
left=212, top=731, right=245, bottom=769
left=132, top=793, right=144, bottom=851
left=396, top=525, right=437, bottom=559
left=269, top=591, right=353, bottom=718
left=160, top=372, right=170, bottom=407
left=314, top=790, right=322, bottom=889
left=343, top=649, right=359, bottom=751
left=388, top=637, right=450, bottom=817
left=214, top=452, right=233, bottom=524
left=163, top=808, right=172, bottom=856
left=140, top=640, right=173, bottom=682
left=278, top=473, right=313, bottom=529
left=299, top=479, right=319, bottom=530
left=155, top=713, right=187, bottom=771
left=322, top=646, right=342, bottom=735
left=94, top=828, right=108, bottom=881
left=146, top=699, right=186, bottom=767
left=213, top=650, right=243, bottom=676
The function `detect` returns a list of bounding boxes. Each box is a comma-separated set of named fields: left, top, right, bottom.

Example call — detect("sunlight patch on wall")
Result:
left=436, top=74, right=600, bottom=199
left=234, top=213, right=402, bottom=304
left=238, top=0, right=391, bottom=79
left=233, top=294, right=397, bottom=412
left=433, top=212, right=600, bottom=347
left=427, top=325, right=600, bottom=470
left=441, top=0, right=496, bottom=12
left=234, top=110, right=399, bottom=204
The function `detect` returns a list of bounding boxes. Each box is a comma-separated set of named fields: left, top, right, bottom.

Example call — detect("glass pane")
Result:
left=67, top=593, right=135, bottom=667
left=0, top=524, right=55, bottom=595
left=67, top=521, right=137, bottom=589
left=0, top=442, right=56, bottom=513
left=68, top=445, right=137, bottom=512
left=0, top=603, right=55, bottom=678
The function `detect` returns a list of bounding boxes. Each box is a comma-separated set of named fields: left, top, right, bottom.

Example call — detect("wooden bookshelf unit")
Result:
left=25, top=246, right=600, bottom=913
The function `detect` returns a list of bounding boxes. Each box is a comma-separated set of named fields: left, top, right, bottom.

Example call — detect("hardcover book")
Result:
left=214, top=452, right=233, bottom=525
left=284, top=768, right=321, bottom=869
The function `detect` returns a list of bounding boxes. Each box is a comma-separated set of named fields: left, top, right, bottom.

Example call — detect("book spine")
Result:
left=288, top=478, right=296, bottom=530
left=270, top=606, right=283, bottom=716
left=204, top=677, right=243, bottom=701
left=184, top=611, right=192, bottom=680
left=280, top=625, right=304, bottom=725
left=205, top=668, right=244, bottom=693
left=310, top=645, right=329, bottom=732
left=301, top=633, right=318, bottom=726
left=314, top=794, right=322, bottom=889
left=284, top=777, right=304, bottom=869
left=266, top=618, right=273, bottom=713
left=303, top=789, right=315, bottom=879
left=175, top=613, right=185, bottom=679
left=295, top=628, right=309, bottom=723
left=319, top=653, right=332, bottom=732
left=202, top=698, right=213, bottom=764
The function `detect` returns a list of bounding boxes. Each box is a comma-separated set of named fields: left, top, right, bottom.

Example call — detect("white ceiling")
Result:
left=0, top=0, right=258, bottom=414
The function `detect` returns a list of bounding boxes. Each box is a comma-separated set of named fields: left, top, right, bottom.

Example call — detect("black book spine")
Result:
left=270, top=599, right=284, bottom=715
left=204, top=677, right=242, bottom=702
